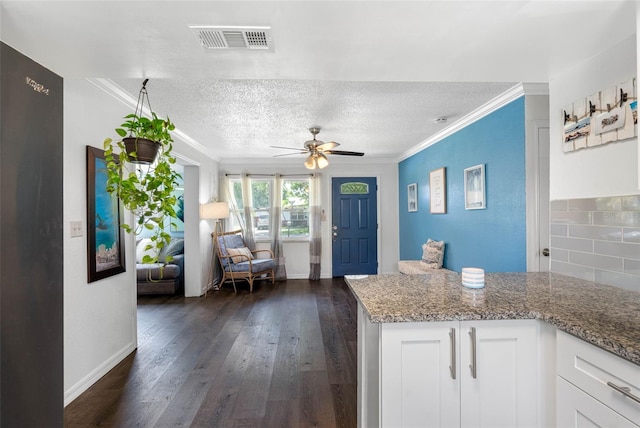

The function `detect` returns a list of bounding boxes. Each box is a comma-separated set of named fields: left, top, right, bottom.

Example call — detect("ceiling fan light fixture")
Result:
left=271, top=127, right=364, bottom=168
left=316, top=153, right=329, bottom=169
left=304, top=155, right=317, bottom=170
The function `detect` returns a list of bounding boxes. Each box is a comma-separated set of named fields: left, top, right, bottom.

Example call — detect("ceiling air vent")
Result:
left=189, top=26, right=274, bottom=51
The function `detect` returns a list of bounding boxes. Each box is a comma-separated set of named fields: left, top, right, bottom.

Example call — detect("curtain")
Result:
left=240, top=173, right=256, bottom=250
left=225, top=174, right=244, bottom=234
left=271, top=174, right=287, bottom=280
left=309, top=173, right=322, bottom=280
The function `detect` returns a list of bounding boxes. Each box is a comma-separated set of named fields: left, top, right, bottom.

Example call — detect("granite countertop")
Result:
left=345, top=272, right=640, bottom=366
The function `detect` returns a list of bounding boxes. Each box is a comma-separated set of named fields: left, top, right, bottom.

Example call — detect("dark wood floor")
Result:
left=64, top=278, right=358, bottom=427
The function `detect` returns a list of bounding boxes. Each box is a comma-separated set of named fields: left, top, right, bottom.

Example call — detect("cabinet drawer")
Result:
left=557, top=377, right=638, bottom=428
left=557, top=330, right=640, bottom=425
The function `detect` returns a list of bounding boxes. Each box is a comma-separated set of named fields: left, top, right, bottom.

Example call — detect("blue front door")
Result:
left=331, top=177, right=378, bottom=276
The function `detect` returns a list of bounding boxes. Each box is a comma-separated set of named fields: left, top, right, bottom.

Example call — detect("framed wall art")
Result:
left=86, top=146, right=126, bottom=282
left=562, top=77, right=637, bottom=152
left=407, top=183, right=418, bottom=212
left=170, top=186, right=185, bottom=232
left=429, top=167, right=446, bottom=214
left=464, top=164, right=486, bottom=210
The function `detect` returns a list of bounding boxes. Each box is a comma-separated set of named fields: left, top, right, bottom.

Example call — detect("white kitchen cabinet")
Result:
left=557, top=376, right=638, bottom=428
left=556, top=330, right=640, bottom=428
left=380, top=321, right=460, bottom=428
left=459, top=320, right=539, bottom=428
left=369, top=318, right=541, bottom=428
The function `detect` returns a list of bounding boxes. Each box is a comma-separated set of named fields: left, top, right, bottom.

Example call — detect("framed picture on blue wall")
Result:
left=464, top=164, right=486, bottom=210
left=429, top=167, right=446, bottom=214
left=407, top=183, right=418, bottom=212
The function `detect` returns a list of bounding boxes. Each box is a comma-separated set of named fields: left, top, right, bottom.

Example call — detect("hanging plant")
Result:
left=103, top=79, right=182, bottom=264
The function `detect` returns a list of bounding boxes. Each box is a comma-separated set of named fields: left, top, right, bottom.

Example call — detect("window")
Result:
left=281, top=178, right=309, bottom=238
left=251, top=179, right=271, bottom=238
left=227, top=176, right=310, bottom=240
left=341, top=181, right=369, bottom=194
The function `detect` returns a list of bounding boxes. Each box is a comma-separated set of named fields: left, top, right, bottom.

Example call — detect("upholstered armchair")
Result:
left=213, top=229, right=276, bottom=293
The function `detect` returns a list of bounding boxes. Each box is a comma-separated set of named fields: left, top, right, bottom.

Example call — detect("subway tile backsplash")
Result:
left=550, top=195, right=640, bottom=292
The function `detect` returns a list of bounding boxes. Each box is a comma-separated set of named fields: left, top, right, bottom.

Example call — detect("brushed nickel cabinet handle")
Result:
left=468, top=327, right=477, bottom=379
left=449, top=328, right=456, bottom=380
left=607, top=381, right=640, bottom=404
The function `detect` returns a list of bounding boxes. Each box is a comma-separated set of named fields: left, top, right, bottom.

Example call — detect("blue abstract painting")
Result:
left=87, top=146, right=125, bottom=282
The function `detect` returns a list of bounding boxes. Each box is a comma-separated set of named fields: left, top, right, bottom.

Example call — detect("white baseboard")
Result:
left=64, top=341, right=137, bottom=406
left=286, top=273, right=311, bottom=279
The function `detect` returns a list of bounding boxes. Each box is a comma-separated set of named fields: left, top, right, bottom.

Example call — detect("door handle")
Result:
left=469, top=327, right=477, bottom=379
left=542, top=248, right=550, bottom=257
left=449, top=328, right=456, bottom=380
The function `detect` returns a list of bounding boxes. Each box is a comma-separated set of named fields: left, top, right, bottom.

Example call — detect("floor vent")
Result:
left=189, top=26, right=273, bottom=51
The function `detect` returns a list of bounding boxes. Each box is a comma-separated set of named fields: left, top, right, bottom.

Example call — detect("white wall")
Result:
left=63, top=78, right=138, bottom=405
left=220, top=160, right=399, bottom=278
left=549, top=34, right=638, bottom=200
left=184, top=165, right=202, bottom=297
left=63, top=78, right=220, bottom=403
left=195, top=162, right=222, bottom=295
left=184, top=161, right=221, bottom=297
left=171, top=150, right=219, bottom=297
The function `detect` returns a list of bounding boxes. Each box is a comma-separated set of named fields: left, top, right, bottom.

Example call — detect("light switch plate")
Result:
left=70, top=221, right=83, bottom=238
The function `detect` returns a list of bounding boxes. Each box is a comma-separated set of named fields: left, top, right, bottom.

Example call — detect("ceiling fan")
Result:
left=271, top=127, right=365, bottom=169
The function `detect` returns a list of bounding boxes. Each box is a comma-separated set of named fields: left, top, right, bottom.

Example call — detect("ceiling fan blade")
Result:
left=270, top=145, right=309, bottom=151
left=317, top=141, right=339, bottom=151
left=272, top=129, right=362, bottom=166
left=273, top=151, right=308, bottom=157
left=324, top=150, right=365, bottom=156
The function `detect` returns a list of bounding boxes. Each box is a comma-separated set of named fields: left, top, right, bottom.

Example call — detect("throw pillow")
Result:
left=227, top=247, right=253, bottom=263
left=136, top=238, right=159, bottom=263
left=158, top=238, right=184, bottom=262
left=421, top=239, right=445, bottom=269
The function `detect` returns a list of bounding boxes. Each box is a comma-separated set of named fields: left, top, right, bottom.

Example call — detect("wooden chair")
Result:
left=213, top=229, right=276, bottom=293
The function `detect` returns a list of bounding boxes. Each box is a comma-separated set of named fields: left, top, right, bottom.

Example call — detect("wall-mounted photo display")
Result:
left=86, top=146, right=126, bottom=282
left=170, top=186, right=184, bottom=232
left=429, top=167, right=446, bottom=214
left=407, top=183, right=418, bottom=212
left=464, top=164, right=486, bottom=210
left=563, top=78, right=637, bottom=153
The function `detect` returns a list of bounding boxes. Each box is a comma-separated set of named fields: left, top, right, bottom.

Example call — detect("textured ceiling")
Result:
left=111, top=78, right=516, bottom=161
left=1, top=0, right=636, bottom=165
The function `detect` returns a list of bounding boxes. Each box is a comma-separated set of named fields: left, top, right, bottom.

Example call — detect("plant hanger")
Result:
left=113, top=78, right=176, bottom=165
left=129, top=78, right=153, bottom=137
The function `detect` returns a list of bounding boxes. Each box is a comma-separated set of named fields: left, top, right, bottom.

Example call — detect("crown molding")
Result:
left=397, top=82, right=549, bottom=162
left=220, top=155, right=397, bottom=166
left=85, top=78, right=219, bottom=162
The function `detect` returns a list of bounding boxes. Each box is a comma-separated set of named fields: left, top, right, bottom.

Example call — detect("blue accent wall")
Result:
left=398, top=97, right=526, bottom=273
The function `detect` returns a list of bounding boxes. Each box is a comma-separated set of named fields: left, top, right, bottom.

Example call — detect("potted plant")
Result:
left=117, top=112, right=172, bottom=164
left=102, top=80, right=182, bottom=264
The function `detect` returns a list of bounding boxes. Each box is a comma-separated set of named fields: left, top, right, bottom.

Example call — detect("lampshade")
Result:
left=316, top=153, right=329, bottom=169
left=304, top=155, right=317, bottom=170
left=200, top=201, right=229, bottom=219
left=304, top=153, right=329, bottom=170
